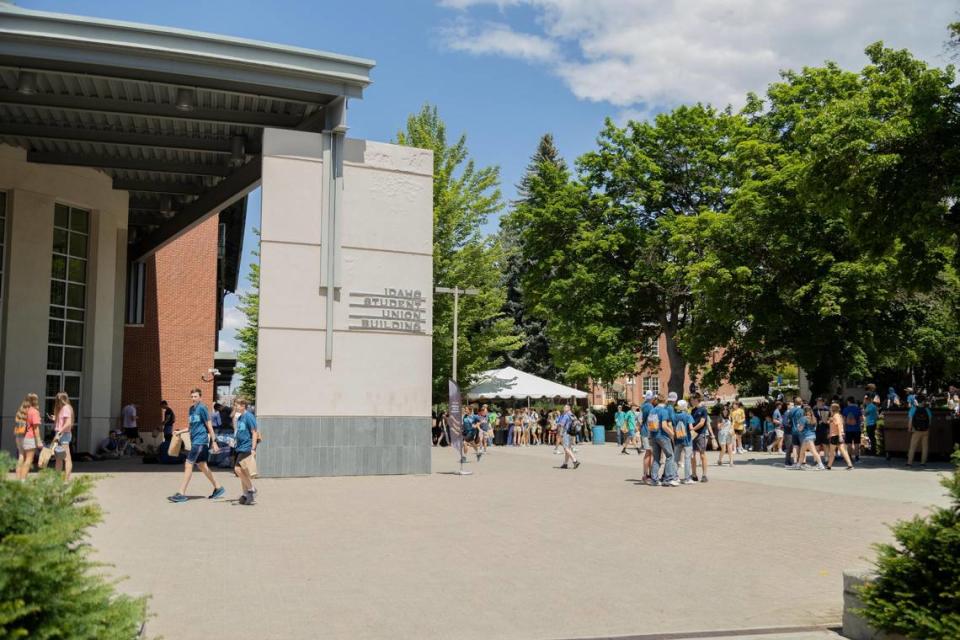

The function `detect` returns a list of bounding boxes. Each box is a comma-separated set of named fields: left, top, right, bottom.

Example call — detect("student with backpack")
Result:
left=906, top=395, right=933, bottom=467
left=674, top=400, right=694, bottom=484
left=557, top=405, right=580, bottom=470
left=689, top=394, right=714, bottom=483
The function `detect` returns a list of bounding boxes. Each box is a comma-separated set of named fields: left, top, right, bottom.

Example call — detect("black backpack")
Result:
left=912, top=409, right=930, bottom=432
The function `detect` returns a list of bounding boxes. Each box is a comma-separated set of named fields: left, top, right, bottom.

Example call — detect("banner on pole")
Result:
left=448, top=379, right=463, bottom=455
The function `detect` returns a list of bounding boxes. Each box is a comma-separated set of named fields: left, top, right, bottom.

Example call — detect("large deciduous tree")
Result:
left=396, top=105, right=519, bottom=400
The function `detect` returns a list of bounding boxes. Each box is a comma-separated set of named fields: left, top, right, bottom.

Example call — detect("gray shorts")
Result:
left=16, top=435, right=38, bottom=451
left=718, top=429, right=733, bottom=445
left=54, top=432, right=72, bottom=457
left=640, top=435, right=651, bottom=451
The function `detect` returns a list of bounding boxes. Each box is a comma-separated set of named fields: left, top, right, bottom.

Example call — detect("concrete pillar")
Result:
left=256, top=129, right=433, bottom=476
left=1, top=189, right=54, bottom=453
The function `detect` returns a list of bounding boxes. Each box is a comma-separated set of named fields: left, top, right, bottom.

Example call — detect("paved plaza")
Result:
left=83, top=445, right=952, bottom=640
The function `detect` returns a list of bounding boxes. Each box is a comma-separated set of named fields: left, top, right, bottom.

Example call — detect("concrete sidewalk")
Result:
left=81, top=444, right=951, bottom=639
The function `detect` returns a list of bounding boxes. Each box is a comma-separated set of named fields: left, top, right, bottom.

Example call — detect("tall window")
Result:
left=646, top=339, right=660, bottom=357
left=642, top=376, right=660, bottom=396
left=47, top=204, right=88, bottom=440
left=126, top=261, right=145, bottom=325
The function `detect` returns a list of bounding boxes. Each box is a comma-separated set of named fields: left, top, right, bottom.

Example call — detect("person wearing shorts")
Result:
left=674, top=400, right=694, bottom=484
left=813, top=398, right=830, bottom=458
left=717, top=406, right=734, bottom=467
left=841, top=397, right=863, bottom=462
left=621, top=405, right=640, bottom=455
left=640, top=392, right=654, bottom=480
left=14, top=393, right=42, bottom=480
left=121, top=401, right=139, bottom=443
left=827, top=403, right=854, bottom=470
left=556, top=405, right=580, bottom=470
left=168, top=388, right=223, bottom=503
left=461, top=407, right=482, bottom=462
left=689, top=394, right=713, bottom=482
left=233, top=398, right=258, bottom=505
left=730, top=401, right=746, bottom=454
left=51, top=392, right=75, bottom=480
left=793, top=407, right=825, bottom=470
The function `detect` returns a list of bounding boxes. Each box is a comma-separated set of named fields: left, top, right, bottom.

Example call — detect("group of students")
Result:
left=615, top=391, right=716, bottom=485
left=13, top=391, right=75, bottom=480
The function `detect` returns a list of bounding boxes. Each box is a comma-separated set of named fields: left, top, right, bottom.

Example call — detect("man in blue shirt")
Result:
left=621, top=405, right=640, bottom=455
left=557, top=405, right=580, bottom=470
left=640, top=392, right=655, bottom=482
left=674, top=400, right=694, bottom=484
left=784, top=397, right=804, bottom=467
left=169, top=387, right=223, bottom=503
left=461, top=407, right=483, bottom=463
left=233, top=398, right=259, bottom=505
left=689, top=394, right=713, bottom=483
left=614, top=404, right=626, bottom=446
left=841, top=396, right=863, bottom=462
left=650, top=394, right=678, bottom=486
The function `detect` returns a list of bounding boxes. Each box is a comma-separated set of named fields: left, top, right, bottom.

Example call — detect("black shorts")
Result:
left=124, top=427, right=140, bottom=441
left=845, top=430, right=861, bottom=444
left=693, top=436, right=708, bottom=453
left=815, top=424, right=829, bottom=446
left=464, top=428, right=479, bottom=442
left=234, top=450, right=253, bottom=466
left=829, top=435, right=841, bottom=445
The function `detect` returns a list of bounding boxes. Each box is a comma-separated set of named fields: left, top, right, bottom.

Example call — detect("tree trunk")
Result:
left=663, top=324, right=687, bottom=396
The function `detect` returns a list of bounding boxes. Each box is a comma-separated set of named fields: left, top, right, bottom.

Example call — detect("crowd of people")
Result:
left=434, top=383, right=947, bottom=482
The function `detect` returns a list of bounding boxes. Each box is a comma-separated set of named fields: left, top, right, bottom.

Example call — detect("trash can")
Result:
left=592, top=425, right=605, bottom=445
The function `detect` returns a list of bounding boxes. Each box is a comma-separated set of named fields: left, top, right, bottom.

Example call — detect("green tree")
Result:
left=234, top=230, right=259, bottom=402
left=396, top=105, right=520, bottom=399
left=0, top=455, right=148, bottom=639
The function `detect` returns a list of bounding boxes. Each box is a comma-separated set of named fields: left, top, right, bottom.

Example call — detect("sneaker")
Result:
left=168, top=493, right=188, bottom=503
left=573, top=461, right=581, bottom=469
left=476, top=452, right=483, bottom=462
left=691, top=475, right=699, bottom=482
left=553, top=449, right=561, bottom=455
left=668, top=479, right=680, bottom=487
left=846, top=465, right=854, bottom=470
left=239, top=493, right=248, bottom=505
left=209, top=486, right=225, bottom=499
left=621, top=450, right=630, bottom=455
left=815, top=464, right=826, bottom=471
left=728, top=461, right=734, bottom=467
left=460, top=456, right=467, bottom=464
left=560, top=463, right=569, bottom=469
left=681, top=479, right=694, bottom=485
left=245, top=491, right=256, bottom=505
left=784, top=464, right=799, bottom=470
left=646, top=478, right=660, bottom=487
left=700, top=476, right=708, bottom=483
left=573, top=447, right=579, bottom=452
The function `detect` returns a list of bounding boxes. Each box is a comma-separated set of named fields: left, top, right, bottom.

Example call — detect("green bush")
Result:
left=0, top=454, right=147, bottom=639
left=859, top=449, right=960, bottom=639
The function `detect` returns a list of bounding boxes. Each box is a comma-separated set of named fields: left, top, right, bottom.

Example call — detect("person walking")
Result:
left=621, top=404, right=639, bottom=455
left=689, top=394, right=714, bottom=482
left=14, top=393, right=41, bottom=480
left=614, top=404, right=627, bottom=448
left=906, top=395, right=932, bottom=467
left=730, top=401, right=746, bottom=454
left=716, top=405, right=734, bottom=468
left=557, top=405, right=580, bottom=470
left=50, top=392, right=75, bottom=480
left=640, top=392, right=656, bottom=482
left=813, top=397, right=831, bottom=461
left=827, top=402, right=854, bottom=470
left=168, top=388, right=224, bottom=503
left=233, top=398, right=258, bottom=505
left=841, top=396, right=863, bottom=462
left=121, top=400, right=138, bottom=443
left=792, top=406, right=825, bottom=470
left=161, top=400, right=176, bottom=443
left=674, top=400, right=694, bottom=484
left=863, top=394, right=880, bottom=455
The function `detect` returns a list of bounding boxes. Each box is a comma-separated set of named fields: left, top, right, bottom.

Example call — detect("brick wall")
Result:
left=122, top=217, right=218, bottom=432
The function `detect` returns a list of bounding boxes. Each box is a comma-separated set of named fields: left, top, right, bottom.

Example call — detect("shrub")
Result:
left=0, top=454, right=147, bottom=639
left=859, top=449, right=960, bottom=639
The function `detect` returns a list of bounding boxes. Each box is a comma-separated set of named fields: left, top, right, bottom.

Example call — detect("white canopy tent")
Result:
left=465, top=366, right=588, bottom=401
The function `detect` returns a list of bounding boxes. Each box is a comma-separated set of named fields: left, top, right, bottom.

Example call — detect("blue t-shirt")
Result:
left=614, top=411, right=626, bottom=429
left=906, top=393, right=917, bottom=408
left=763, top=419, right=775, bottom=433
left=188, top=403, right=210, bottom=446
left=691, top=406, right=709, bottom=438
left=624, top=410, right=636, bottom=432
left=908, top=406, right=932, bottom=423
left=640, top=402, right=653, bottom=437
left=772, top=408, right=783, bottom=428
left=864, top=403, right=879, bottom=426
left=673, top=412, right=693, bottom=446
left=234, top=411, right=258, bottom=453
left=463, top=415, right=476, bottom=431
left=788, top=406, right=804, bottom=435
left=841, top=405, right=862, bottom=432
left=749, top=416, right=761, bottom=432
left=653, top=405, right=673, bottom=440
left=557, top=412, right=573, bottom=433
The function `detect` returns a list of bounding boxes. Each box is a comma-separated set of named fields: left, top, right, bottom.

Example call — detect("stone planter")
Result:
left=880, top=409, right=960, bottom=459
left=842, top=570, right=908, bottom=640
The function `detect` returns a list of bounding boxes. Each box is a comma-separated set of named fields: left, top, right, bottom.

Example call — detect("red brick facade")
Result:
left=588, top=333, right=739, bottom=406
left=121, top=217, right=218, bottom=432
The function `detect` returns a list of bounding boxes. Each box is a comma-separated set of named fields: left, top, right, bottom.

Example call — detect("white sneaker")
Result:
left=816, top=464, right=826, bottom=470
left=553, top=449, right=560, bottom=455
left=668, top=479, right=681, bottom=487
left=681, top=479, right=695, bottom=485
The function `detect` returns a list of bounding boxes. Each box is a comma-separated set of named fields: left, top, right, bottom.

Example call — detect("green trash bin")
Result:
left=592, top=425, right=605, bottom=445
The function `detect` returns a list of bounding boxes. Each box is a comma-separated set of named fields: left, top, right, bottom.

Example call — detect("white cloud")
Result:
left=222, top=304, right=246, bottom=332
left=439, top=0, right=957, bottom=114
left=440, top=19, right=559, bottom=62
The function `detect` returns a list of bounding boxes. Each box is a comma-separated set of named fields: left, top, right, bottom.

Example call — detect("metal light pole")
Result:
left=435, top=286, right=479, bottom=382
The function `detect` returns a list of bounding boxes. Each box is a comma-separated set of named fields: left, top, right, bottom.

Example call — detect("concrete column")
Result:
left=1, top=189, right=54, bottom=453
left=256, top=129, right=433, bottom=477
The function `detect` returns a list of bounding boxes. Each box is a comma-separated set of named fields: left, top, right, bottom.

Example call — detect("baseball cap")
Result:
left=677, top=399, right=688, bottom=410
left=643, top=390, right=654, bottom=400
left=667, top=391, right=678, bottom=403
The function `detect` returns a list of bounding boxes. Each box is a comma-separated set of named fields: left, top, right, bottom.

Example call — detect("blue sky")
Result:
left=18, top=0, right=960, bottom=366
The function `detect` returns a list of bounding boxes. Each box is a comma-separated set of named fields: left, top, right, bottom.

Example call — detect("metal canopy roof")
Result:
left=0, top=3, right=374, bottom=260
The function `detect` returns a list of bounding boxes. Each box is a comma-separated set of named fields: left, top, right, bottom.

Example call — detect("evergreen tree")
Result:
left=234, top=230, right=259, bottom=402
left=396, top=105, right=520, bottom=399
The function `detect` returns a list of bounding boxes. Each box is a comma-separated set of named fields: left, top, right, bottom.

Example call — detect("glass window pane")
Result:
left=0, top=222, right=5, bottom=244
left=64, top=322, right=83, bottom=347
left=44, top=398, right=55, bottom=422
left=63, top=347, right=82, bottom=372
left=67, top=284, right=85, bottom=309
left=46, top=375, right=61, bottom=398
left=49, top=305, right=64, bottom=319
left=51, top=255, right=66, bottom=280
left=46, top=346, right=62, bottom=370
left=64, top=376, right=81, bottom=398
left=66, top=308, right=84, bottom=321
left=54, top=204, right=69, bottom=228
left=50, top=281, right=65, bottom=306
left=68, top=233, right=87, bottom=259
left=52, top=228, right=68, bottom=254
left=70, top=209, right=89, bottom=234
left=48, top=319, right=64, bottom=344
left=67, top=258, right=86, bottom=283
